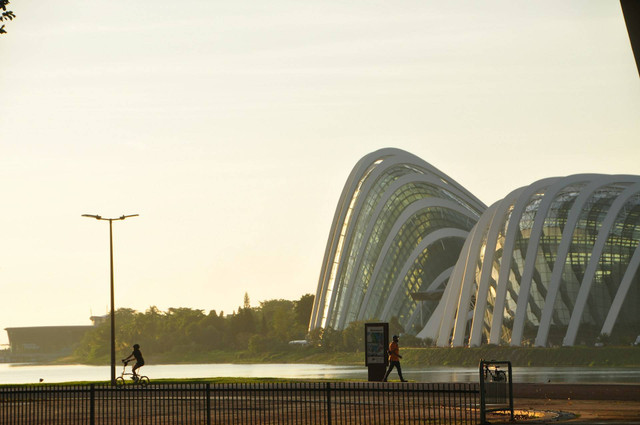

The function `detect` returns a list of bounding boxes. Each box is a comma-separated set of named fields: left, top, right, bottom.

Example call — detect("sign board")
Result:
left=364, top=323, right=388, bottom=366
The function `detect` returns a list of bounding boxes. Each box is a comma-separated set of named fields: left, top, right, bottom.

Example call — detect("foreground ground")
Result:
left=510, top=398, right=640, bottom=423
left=484, top=383, right=640, bottom=423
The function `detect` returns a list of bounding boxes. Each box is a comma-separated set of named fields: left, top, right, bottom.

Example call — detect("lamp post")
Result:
left=82, top=213, right=139, bottom=386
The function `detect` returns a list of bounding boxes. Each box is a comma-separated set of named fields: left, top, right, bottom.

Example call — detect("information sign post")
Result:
left=364, top=322, right=389, bottom=381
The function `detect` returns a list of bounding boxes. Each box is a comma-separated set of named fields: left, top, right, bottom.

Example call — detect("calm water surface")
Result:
left=1, top=363, right=639, bottom=385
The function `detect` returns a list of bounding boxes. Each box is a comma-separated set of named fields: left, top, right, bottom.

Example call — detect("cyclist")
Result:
left=122, top=344, right=145, bottom=381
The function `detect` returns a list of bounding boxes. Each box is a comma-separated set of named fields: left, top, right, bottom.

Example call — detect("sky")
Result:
left=1, top=0, right=639, bottom=346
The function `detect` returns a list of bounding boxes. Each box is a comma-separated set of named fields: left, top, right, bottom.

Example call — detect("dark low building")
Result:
left=5, top=326, right=93, bottom=359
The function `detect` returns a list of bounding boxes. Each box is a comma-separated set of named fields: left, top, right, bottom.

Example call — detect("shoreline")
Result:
left=4, top=345, right=640, bottom=368
left=6, top=360, right=640, bottom=369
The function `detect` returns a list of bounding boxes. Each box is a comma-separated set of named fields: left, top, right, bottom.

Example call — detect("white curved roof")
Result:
left=311, top=149, right=640, bottom=348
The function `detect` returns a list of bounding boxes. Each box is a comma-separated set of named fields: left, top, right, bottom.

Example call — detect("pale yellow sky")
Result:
left=1, top=0, right=639, bottom=345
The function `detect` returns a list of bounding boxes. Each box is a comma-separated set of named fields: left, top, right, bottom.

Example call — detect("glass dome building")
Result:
left=311, top=149, right=640, bottom=347
left=308, top=148, right=486, bottom=335
left=427, top=174, right=640, bottom=347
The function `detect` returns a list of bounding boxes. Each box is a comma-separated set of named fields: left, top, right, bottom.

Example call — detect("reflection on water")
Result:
left=1, top=363, right=639, bottom=385
left=408, top=366, right=640, bottom=384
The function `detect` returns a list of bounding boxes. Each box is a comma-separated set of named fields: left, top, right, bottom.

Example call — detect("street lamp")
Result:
left=82, top=213, right=139, bottom=385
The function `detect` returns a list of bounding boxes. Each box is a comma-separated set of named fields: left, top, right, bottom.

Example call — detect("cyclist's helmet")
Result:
left=392, top=335, right=399, bottom=341
left=133, top=344, right=140, bottom=349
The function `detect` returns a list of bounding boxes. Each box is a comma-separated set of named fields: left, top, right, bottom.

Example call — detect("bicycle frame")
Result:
left=116, top=361, right=149, bottom=386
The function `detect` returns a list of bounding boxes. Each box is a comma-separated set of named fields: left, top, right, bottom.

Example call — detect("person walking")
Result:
left=383, top=335, right=407, bottom=382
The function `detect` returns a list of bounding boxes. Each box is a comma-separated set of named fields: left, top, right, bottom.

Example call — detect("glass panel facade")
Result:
left=312, top=149, right=485, bottom=334
left=313, top=150, right=640, bottom=347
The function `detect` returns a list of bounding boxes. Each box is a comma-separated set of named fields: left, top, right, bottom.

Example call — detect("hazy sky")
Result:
left=1, top=1, right=639, bottom=345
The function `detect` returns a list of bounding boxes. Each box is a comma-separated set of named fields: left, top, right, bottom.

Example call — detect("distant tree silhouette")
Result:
left=294, top=294, right=315, bottom=328
left=0, top=1, right=16, bottom=35
left=73, top=294, right=323, bottom=363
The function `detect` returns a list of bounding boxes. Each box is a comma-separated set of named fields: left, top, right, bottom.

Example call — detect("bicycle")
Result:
left=115, top=360, right=150, bottom=387
left=483, top=364, right=506, bottom=382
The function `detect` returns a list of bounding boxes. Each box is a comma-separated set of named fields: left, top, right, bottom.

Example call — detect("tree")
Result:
left=259, top=299, right=304, bottom=342
left=341, top=321, right=366, bottom=352
left=0, top=1, right=16, bottom=35
left=294, top=294, right=315, bottom=328
left=244, top=292, right=251, bottom=309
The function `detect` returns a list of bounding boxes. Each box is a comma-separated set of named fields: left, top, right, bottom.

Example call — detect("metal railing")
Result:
left=1, top=381, right=480, bottom=425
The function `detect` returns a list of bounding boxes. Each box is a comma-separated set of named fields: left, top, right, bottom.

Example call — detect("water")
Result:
left=2, top=363, right=640, bottom=385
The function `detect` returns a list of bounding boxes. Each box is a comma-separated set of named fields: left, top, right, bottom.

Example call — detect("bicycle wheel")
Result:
left=138, top=376, right=150, bottom=387
left=115, top=377, right=125, bottom=386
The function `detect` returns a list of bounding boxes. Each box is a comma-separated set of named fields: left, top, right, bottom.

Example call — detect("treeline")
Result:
left=71, top=295, right=640, bottom=367
left=74, top=294, right=315, bottom=364
left=73, top=292, right=430, bottom=364
left=73, top=290, right=447, bottom=364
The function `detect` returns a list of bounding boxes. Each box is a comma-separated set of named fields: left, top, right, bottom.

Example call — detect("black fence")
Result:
left=1, top=382, right=480, bottom=425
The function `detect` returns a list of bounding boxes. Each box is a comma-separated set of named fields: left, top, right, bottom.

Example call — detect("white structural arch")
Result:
left=562, top=182, right=640, bottom=346
left=511, top=175, right=598, bottom=346
left=439, top=174, right=640, bottom=347
left=600, top=242, right=640, bottom=336
left=310, top=148, right=486, bottom=334
left=335, top=173, right=480, bottom=329
left=379, top=227, right=469, bottom=320
left=496, top=177, right=561, bottom=346
left=312, top=150, right=640, bottom=348
left=440, top=203, right=500, bottom=347
left=357, top=200, right=479, bottom=322
left=533, top=175, right=636, bottom=346
left=487, top=186, right=528, bottom=344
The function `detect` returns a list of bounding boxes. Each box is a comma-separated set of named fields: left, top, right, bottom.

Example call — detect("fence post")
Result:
left=508, top=364, right=514, bottom=421
left=326, top=382, right=332, bottom=425
left=89, top=384, right=95, bottom=425
left=479, top=360, right=487, bottom=424
left=206, top=383, right=211, bottom=425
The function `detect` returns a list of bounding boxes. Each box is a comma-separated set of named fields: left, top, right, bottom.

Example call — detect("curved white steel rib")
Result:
left=335, top=172, right=481, bottom=329
left=357, top=199, right=478, bottom=322
left=435, top=219, right=483, bottom=346
left=512, top=175, right=596, bottom=345
left=380, top=228, right=469, bottom=321
left=451, top=178, right=558, bottom=347
left=533, top=176, right=629, bottom=346
left=310, top=147, right=486, bottom=332
left=450, top=203, right=500, bottom=347
left=504, top=178, right=561, bottom=346
left=310, top=149, right=394, bottom=329
left=314, top=150, right=640, bottom=348
left=488, top=187, right=527, bottom=344
left=562, top=182, right=640, bottom=346
left=600, top=240, right=640, bottom=336
left=322, top=152, right=413, bottom=329
left=468, top=201, right=508, bottom=347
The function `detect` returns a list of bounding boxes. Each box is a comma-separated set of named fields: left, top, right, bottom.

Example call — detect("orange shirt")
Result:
left=388, top=341, right=400, bottom=362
